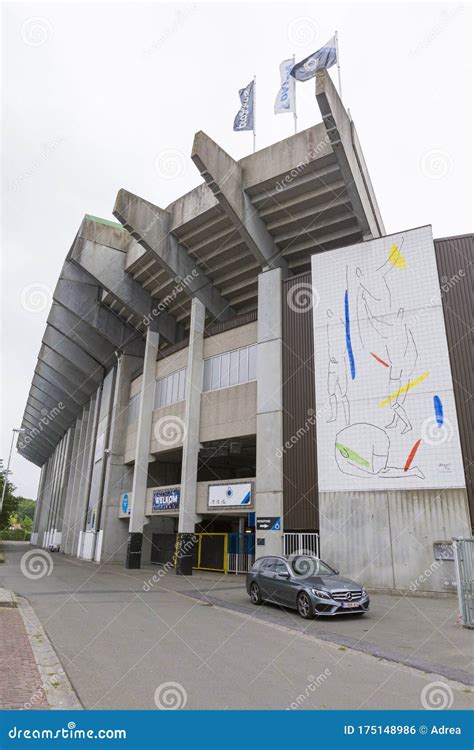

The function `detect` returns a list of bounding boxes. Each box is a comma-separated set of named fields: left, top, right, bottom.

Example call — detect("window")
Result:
left=202, top=344, right=257, bottom=393
left=127, top=393, right=140, bottom=425
left=154, top=368, right=187, bottom=409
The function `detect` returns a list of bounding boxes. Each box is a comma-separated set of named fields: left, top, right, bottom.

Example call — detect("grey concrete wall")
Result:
left=319, top=488, right=471, bottom=592
left=200, top=382, right=256, bottom=443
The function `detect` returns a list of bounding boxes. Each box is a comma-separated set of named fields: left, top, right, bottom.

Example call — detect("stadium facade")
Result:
left=20, top=71, right=472, bottom=592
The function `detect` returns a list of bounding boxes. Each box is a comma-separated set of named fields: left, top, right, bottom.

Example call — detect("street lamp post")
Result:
left=0, top=428, right=26, bottom=515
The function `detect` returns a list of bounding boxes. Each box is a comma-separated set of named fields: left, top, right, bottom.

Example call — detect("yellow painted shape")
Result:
left=378, top=372, right=429, bottom=407
left=388, top=243, right=407, bottom=269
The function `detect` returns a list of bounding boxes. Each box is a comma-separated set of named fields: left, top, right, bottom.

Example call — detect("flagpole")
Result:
left=253, top=74, right=256, bottom=153
left=292, top=54, right=297, bottom=135
left=335, top=30, right=342, bottom=99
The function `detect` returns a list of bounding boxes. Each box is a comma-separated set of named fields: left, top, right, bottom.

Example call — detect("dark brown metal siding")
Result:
left=282, top=272, right=318, bottom=530
left=204, top=310, right=257, bottom=338
left=434, top=235, right=473, bottom=523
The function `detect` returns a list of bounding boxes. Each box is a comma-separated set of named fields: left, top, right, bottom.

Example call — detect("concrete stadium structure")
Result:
left=20, top=71, right=472, bottom=592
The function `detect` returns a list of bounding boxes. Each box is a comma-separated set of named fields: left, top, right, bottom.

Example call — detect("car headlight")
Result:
left=362, top=588, right=367, bottom=597
left=311, top=589, right=331, bottom=600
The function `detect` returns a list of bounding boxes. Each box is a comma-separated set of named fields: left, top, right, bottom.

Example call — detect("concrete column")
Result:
left=255, top=268, right=284, bottom=557
left=32, top=463, right=48, bottom=542
left=127, top=329, right=159, bottom=568
left=61, top=416, right=82, bottom=554
left=73, top=393, right=100, bottom=557
left=100, top=355, right=142, bottom=563
left=178, top=297, right=205, bottom=535
left=64, top=403, right=90, bottom=555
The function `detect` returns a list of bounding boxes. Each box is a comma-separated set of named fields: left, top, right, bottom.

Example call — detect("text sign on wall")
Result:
left=208, top=483, right=252, bottom=508
left=311, top=226, right=465, bottom=492
left=152, top=488, right=180, bottom=512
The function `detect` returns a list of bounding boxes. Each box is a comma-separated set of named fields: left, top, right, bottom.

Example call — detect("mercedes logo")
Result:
left=345, top=592, right=352, bottom=601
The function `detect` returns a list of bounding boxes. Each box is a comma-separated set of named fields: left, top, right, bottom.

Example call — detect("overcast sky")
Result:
left=1, top=1, right=472, bottom=499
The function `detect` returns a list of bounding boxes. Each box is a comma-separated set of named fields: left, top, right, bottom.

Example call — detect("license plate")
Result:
left=342, top=601, right=360, bottom=608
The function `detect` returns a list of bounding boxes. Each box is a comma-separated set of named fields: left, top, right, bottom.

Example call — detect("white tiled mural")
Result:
left=311, top=226, right=465, bottom=492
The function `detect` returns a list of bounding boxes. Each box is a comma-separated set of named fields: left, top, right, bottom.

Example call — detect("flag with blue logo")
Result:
left=233, top=79, right=255, bottom=131
left=291, top=35, right=337, bottom=82
left=274, top=58, right=295, bottom=114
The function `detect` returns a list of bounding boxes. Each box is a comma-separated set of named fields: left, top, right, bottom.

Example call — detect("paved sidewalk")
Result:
left=0, top=602, right=49, bottom=709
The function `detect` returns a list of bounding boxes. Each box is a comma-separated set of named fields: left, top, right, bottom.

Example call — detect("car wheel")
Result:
left=250, top=582, right=262, bottom=605
left=297, top=591, right=314, bottom=619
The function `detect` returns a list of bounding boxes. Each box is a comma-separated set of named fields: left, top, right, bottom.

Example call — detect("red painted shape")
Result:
left=404, top=439, right=422, bottom=471
left=370, top=352, right=389, bottom=368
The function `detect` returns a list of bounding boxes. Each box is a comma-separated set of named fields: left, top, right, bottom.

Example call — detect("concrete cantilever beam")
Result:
left=191, top=131, right=288, bottom=275
left=69, top=216, right=184, bottom=344
left=113, top=189, right=235, bottom=321
left=29, top=384, right=77, bottom=421
left=54, top=262, right=144, bottom=358
left=25, top=406, right=66, bottom=439
left=315, top=69, right=384, bottom=239
left=35, top=363, right=89, bottom=407
left=42, top=327, right=104, bottom=384
left=38, top=347, right=96, bottom=400
left=47, top=303, right=117, bottom=368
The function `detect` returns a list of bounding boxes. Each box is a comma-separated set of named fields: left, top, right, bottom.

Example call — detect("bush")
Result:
left=0, top=528, right=26, bottom=541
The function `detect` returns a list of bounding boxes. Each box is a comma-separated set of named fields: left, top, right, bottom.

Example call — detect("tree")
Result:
left=16, top=497, right=36, bottom=524
left=0, top=473, right=18, bottom=532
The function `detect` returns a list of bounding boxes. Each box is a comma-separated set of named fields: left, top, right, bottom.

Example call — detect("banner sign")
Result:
left=152, top=487, right=180, bottom=512
left=208, top=483, right=252, bottom=507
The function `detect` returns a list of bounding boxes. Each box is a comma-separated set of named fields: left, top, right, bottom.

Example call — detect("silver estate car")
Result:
left=246, top=555, right=370, bottom=619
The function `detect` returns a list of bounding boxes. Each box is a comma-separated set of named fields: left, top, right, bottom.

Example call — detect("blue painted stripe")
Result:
left=344, top=289, right=356, bottom=380
left=240, top=491, right=251, bottom=505
left=433, top=395, right=444, bottom=426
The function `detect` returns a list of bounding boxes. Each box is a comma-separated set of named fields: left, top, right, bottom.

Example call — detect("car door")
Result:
left=258, top=558, right=279, bottom=599
left=270, top=560, right=297, bottom=606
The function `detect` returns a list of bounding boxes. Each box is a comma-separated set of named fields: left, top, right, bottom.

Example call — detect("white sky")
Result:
left=1, top=0, right=472, bottom=499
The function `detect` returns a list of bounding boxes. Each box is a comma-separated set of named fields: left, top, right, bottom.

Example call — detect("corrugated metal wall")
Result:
left=281, top=272, right=318, bottom=530
left=319, top=488, right=471, bottom=592
left=434, top=235, right=473, bottom=522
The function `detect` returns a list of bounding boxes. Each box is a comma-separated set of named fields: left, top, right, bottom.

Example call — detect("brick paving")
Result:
left=0, top=607, right=49, bottom=709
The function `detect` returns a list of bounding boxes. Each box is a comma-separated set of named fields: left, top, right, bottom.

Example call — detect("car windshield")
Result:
left=290, top=557, right=336, bottom=577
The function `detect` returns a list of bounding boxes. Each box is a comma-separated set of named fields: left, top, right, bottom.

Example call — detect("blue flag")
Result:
left=233, top=80, right=255, bottom=131
left=291, top=35, right=337, bottom=82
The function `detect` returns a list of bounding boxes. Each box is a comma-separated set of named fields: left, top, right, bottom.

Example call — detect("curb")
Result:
left=15, top=593, right=83, bottom=710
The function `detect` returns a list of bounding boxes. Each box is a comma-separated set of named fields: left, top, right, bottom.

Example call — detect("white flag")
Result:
left=274, top=58, right=295, bottom=115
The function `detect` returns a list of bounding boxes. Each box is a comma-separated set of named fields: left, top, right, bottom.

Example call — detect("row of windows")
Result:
left=127, top=344, right=258, bottom=423
left=154, top=367, right=187, bottom=409
left=202, top=344, right=257, bottom=393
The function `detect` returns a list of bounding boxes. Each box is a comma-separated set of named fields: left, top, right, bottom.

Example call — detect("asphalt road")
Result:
left=1, top=542, right=472, bottom=710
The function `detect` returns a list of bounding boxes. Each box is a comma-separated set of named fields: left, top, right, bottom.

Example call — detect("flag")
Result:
left=290, top=35, right=337, bottom=82
left=233, top=80, right=255, bottom=131
left=274, top=58, right=295, bottom=115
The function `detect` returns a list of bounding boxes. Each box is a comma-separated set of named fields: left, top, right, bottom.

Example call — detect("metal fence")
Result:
left=453, top=537, right=474, bottom=628
left=228, top=533, right=255, bottom=574
left=283, top=532, right=319, bottom=558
